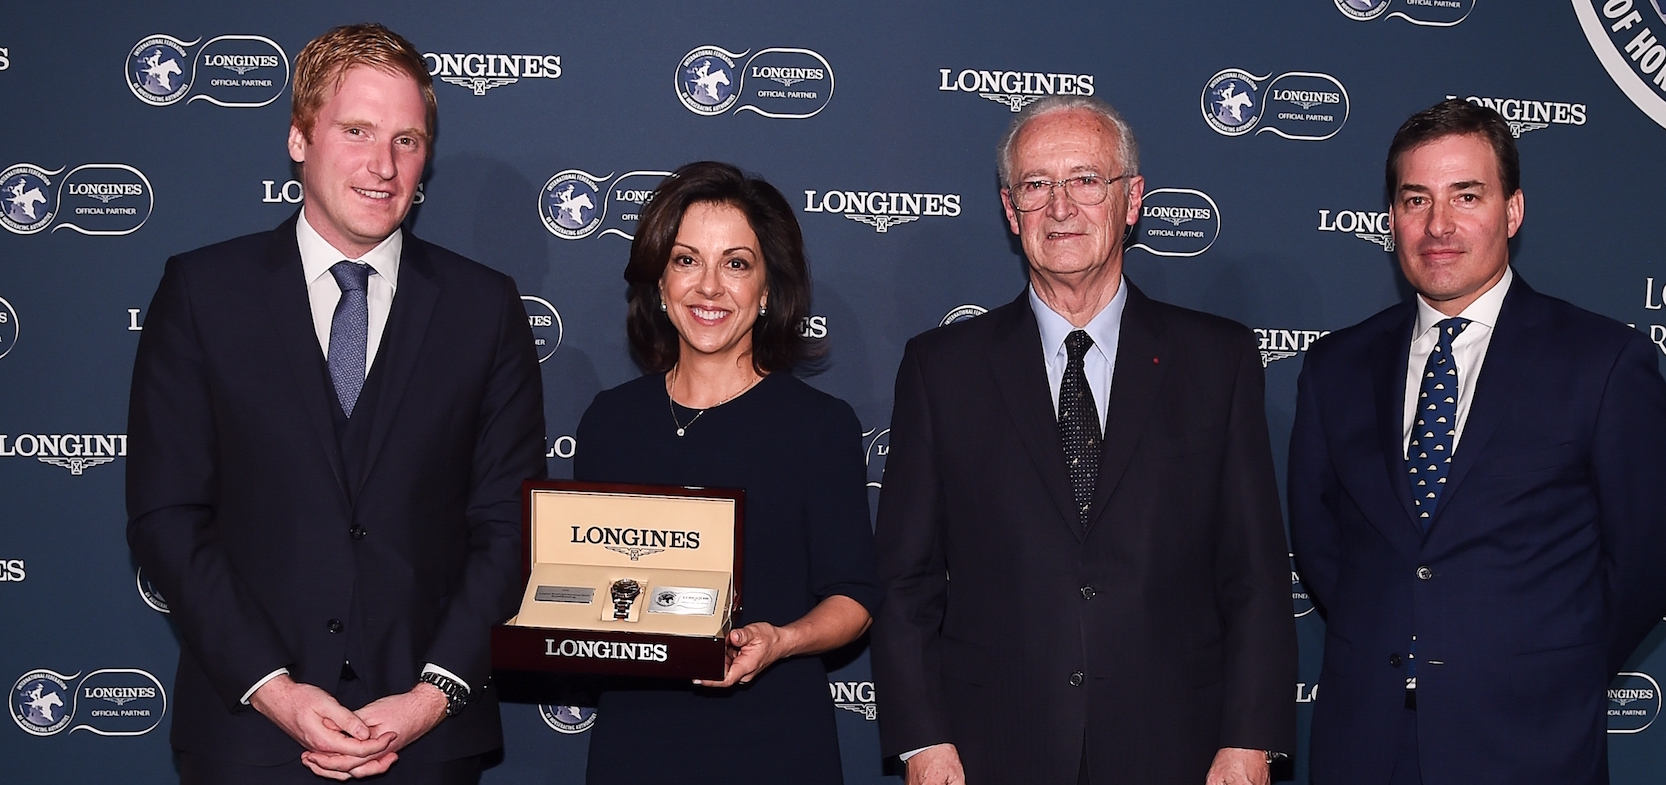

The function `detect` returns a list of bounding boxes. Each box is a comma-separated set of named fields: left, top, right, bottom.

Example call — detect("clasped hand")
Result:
left=250, top=675, right=448, bottom=780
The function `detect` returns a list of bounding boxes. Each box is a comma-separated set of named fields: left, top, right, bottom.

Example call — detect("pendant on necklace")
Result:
left=676, top=428, right=686, bottom=437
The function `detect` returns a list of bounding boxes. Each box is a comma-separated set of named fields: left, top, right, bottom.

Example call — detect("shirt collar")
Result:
left=1029, top=276, right=1128, bottom=364
left=1414, top=265, right=1512, bottom=338
left=296, top=207, right=402, bottom=291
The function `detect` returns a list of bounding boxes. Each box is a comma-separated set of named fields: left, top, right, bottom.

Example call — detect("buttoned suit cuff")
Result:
left=240, top=668, right=289, bottom=705
left=899, top=743, right=950, bottom=762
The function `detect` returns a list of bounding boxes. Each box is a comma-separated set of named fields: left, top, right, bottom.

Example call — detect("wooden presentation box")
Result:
left=492, top=479, right=744, bottom=681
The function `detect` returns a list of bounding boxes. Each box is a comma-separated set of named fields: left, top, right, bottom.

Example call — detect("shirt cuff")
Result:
left=240, top=668, right=289, bottom=705
left=420, top=663, right=470, bottom=693
left=899, top=743, right=949, bottom=762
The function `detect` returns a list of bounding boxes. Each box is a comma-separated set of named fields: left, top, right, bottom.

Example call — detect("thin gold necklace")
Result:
left=666, top=365, right=764, bottom=437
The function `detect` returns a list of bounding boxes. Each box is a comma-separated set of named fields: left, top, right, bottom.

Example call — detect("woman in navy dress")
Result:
left=574, top=161, right=880, bottom=784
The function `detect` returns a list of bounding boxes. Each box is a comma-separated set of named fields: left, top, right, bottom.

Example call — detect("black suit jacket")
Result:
left=126, top=215, right=545, bottom=764
left=1289, top=277, right=1666, bottom=785
left=871, top=284, right=1295, bottom=784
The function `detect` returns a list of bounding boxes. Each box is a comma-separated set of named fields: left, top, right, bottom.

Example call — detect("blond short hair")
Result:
left=290, top=22, right=436, bottom=143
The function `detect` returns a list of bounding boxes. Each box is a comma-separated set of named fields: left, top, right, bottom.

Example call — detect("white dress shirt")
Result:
left=1030, top=277, right=1129, bottom=429
left=240, top=212, right=466, bottom=705
left=298, top=207, right=401, bottom=374
left=1401, top=267, right=1513, bottom=458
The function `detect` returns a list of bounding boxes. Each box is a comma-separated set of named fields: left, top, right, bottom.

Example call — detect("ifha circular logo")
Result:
left=1335, top=0, right=1391, bottom=21
left=0, top=296, right=17, bottom=361
left=539, top=171, right=605, bottom=240
left=1202, top=69, right=1262, bottom=136
left=12, top=670, right=74, bottom=736
left=940, top=304, right=987, bottom=327
left=128, top=35, right=194, bottom=106
left=0, top=164, right=59, bottom=235
left=539, top=704, right=597, bottom=734
left=676, top=47, right=740, bottom=115
left=137, top=567, right=169, bottom=613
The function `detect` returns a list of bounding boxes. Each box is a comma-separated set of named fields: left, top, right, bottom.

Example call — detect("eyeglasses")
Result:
left=1007, top=173, right=1131, bottom=212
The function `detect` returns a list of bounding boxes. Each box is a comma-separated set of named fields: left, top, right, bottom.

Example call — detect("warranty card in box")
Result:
left=492, top=480, right=744, bottom=680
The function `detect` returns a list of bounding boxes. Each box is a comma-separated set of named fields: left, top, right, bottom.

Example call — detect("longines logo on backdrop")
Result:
left=1129, top=188, right=1221, bottom=258
left=2, top=162, right=155, bottom=236
left=1574, top=1, right=1666, bottom=130
left=936, top=67, right=1096, bottom=111
left=1296, top=682, right=1320, bottom=703
left=801, top=188, right=961, bottom=233
left=262, top=179, right=424, bottom=205
left=521, top=296, right=564, bottom=363
left=1202, top=68, right=1350, bottom=141
left=1317, top=208, right=1394, bottom=252
left=1255, top=329, right=1330, bottom=367
left=0, top=47, right=9, bottom=71
left=136, top=568, right=169, bottom=613
left=422, top=52, right=561, bottom=96
left=0, top=296, right=16, bottom=360
left=539, top=705, right=597, bottom=734
left=540, top=169, right=671, bottom=240
left=675, top=45, right=834, bottom=119
left=829, top=680, right=877, bottom=720
left=0, top=433, right=126, bottom=475
left=863, top=426, right=890, bottom=498
left=1334, top=0, right=1477, bottom=26
left=1447, top=94, right=1587, bottom=137
left=0, top=560, right=23, bottom=582
left=127, top=34, right=289, bottom=108
left=1609, top=671, right=1661, bottom=733
left=11, top=668, right=168, bottom=737
left=1289, top=553, right=1314, bottom=618
left=798, top=315, right=828, bottom=340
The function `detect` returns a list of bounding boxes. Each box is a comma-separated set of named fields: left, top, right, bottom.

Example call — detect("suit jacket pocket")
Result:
left=1475, top=442, right=1579, bottom=476
left=940, top=636, right=991, bottom=687
left=1508, top=642, right=1602, bottom=697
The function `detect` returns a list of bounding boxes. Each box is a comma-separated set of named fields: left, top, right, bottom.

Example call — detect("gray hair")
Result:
left=996, top=95, right=1140, bottom=189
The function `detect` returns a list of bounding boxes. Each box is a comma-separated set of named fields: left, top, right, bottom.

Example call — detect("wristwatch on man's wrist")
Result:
left=418, top=671, right=469, bottom=717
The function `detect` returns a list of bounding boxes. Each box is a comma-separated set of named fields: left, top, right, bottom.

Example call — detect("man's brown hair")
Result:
left=290, top=22, right=436, bottom=143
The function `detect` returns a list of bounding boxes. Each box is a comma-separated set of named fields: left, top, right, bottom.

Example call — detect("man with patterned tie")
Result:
left=1290, top=99, right=1666, bottom=785
left=126, top=23, right=544, bottom=784
left=871, top=95, right=1295, bottom=785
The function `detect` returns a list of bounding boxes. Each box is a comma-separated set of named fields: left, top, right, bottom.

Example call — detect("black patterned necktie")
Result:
left=1408, top=317, right=1471, bottom=529
left=1059, top=330, right=1101, bottom=526
left=327, top=261, right=373, bottom=418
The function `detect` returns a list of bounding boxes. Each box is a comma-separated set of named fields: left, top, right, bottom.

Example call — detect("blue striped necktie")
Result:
left=327, top=261, right=373, bottom=418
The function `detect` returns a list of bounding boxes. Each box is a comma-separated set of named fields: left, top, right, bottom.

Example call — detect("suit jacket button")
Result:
left=1080, top=585, right=1096, bottom=600
left=327, top=619, right=343, bottom=634
left=1389, top=653, right=1403, bottom=668
left=1069, top=671, right=1084, bottom=687
left=1416, top=566, right=1433, bottom=580
left=350, top=526, right=366, bottom=540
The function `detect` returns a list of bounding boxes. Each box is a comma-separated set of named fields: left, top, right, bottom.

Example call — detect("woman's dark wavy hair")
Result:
left=624, top=161, right=817, bottom=375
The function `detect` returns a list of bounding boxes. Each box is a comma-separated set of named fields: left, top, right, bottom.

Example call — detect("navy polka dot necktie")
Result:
left=327, top=261, right=373, bottom=418
left=1059, top=330, right=1101, bottom=527
left=1408, top=317, right=1470, bottom=529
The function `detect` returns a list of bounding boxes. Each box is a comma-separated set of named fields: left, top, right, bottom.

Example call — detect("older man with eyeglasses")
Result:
left=871, top=96, right=1296, bottom=785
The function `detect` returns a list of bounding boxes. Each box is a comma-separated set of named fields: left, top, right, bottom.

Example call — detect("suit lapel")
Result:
left=1426, top=278, right=1542, bottom=535
left=987, top=296, right=1081, bottom=539
left=1088, top=284, right=1167, bottom=521
left=258, top=215, right=349, bottom=499
left=1371, top=307, right=1421, bottom=532
left=356, top=234, right=439, bottom=492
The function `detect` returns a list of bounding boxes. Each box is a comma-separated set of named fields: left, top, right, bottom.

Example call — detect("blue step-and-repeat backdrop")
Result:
left=4, top=1, right=1666, bottom=782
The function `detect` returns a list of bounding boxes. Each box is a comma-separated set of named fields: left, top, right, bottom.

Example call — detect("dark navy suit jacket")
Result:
left=126, top=215, right=545, bottom=764
left=872, top=284, right=1295, bottom=784
left=1290, top=276, right=1666, bottom=785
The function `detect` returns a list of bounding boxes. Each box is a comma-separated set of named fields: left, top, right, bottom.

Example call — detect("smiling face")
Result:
left=1001, top=108, right=1144, bottom=293
left=1391, top=132, right=1524, bottom=316
left=288, top=65, right=428, bottom=258
left=660, top=201, right=768, bottom=366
